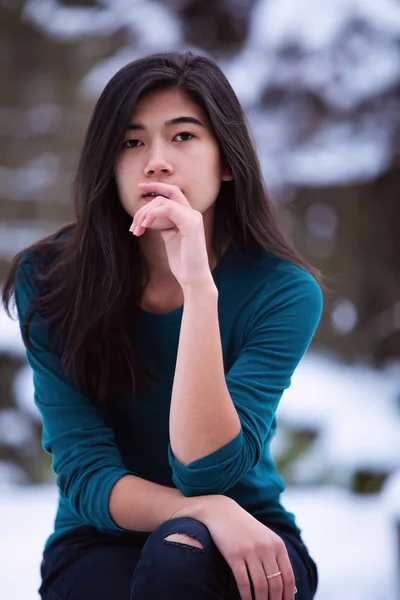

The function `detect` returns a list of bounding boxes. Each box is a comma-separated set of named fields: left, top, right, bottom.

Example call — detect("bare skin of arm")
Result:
left=108, top=472, right=216, bottom=532
left=170, top=286, right=241, bottom=465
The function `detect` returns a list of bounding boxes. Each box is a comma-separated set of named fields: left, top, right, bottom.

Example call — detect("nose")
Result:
left=144, top=145, right=174, bottom=177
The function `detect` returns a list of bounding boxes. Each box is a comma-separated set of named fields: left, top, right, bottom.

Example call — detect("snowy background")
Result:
left=1, top=0, right=400, bottom=598
left=1, top=479, right=399, bottom=600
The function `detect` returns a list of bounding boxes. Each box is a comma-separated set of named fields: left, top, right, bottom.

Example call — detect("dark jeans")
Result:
left=39, top=517, right=318, bottom=599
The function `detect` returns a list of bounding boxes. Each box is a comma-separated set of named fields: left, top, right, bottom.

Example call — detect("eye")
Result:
left=122, top=139, right=143, bottom=149
left=174, top=132, right=194, bottom=142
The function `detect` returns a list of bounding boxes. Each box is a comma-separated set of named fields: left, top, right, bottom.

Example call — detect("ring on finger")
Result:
left=265, top=569, right=297, bottom=593
left=266, top=570, right=282, bottom=579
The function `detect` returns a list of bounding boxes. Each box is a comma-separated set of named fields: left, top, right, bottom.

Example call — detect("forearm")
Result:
left=109, top=473, right=216, bottom=531
left=169, top=284, right=241, bottom=465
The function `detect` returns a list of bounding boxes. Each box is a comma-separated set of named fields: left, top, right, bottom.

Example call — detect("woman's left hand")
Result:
left=130, top=182, right=216, bottom=291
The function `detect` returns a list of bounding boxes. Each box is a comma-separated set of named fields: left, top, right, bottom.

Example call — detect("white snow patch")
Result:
left=0, top=301, right=24, bottom=356
left=278, top=353, right=400, bottom=471
left=0, top=484, right=398, bottom=599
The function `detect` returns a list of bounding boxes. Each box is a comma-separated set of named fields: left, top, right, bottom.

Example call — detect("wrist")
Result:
left=170, top=494, right=232, bottom=524
left=182, top=280, right=218, bottom=301
left=168, top=494, right=210, bottom=522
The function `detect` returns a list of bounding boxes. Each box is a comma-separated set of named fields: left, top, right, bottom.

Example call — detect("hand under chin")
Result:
left=132, top=216, right=177, bottom=232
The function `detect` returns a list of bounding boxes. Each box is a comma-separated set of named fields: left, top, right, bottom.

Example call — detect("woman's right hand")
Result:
left=177, top=495, right=297, bottom=600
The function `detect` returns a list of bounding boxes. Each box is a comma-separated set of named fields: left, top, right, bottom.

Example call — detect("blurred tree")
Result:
left=0, top=0, right=399, bottom=485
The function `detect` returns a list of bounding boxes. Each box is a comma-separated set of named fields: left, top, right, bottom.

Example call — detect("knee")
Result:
left=147, top=517, right=212, bottom=552
left=131, top=518, right=223, bottom=596
left=164, top=533, right=204, bottom=550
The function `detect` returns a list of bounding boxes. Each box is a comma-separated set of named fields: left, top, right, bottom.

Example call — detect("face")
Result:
left=114, top=88, right=232, bottom=224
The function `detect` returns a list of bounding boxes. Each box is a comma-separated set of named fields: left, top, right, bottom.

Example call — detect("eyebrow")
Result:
left=126, top=116, right=205, bottom=131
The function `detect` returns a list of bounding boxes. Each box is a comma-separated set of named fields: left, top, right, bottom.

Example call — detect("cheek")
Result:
left=189, top=175, right=221, bottom=212
left=114, top=164, right=135, bottom=215
left=115, top=160, right=133, bottom=195
left=189, top=152, right=222, bottom=200
left=114, top=160, right=124, bottom=190
left=196, top=148, right=222, bottom=181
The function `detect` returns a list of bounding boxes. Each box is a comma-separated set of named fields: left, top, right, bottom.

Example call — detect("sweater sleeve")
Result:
left=168, top=270, right=323, bottom=496
left=14, top=262, right=135, bottom=532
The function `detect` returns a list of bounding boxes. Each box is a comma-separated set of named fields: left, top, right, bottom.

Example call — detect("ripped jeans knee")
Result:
left=129, top=517, right=231, bottom=599
left=164, top=532, right=205, bottom=550
left=160, top=517, right=210, bottom=551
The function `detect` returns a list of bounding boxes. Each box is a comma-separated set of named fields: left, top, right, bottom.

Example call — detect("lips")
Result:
left=141, top=189, right=184, bottom=200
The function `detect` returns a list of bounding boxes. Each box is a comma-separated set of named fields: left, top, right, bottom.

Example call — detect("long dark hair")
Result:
left=2, top=51, right=321, bottom=417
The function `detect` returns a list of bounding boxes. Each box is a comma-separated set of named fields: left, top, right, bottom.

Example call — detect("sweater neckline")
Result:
left=136, top=240, right=239, bottom=323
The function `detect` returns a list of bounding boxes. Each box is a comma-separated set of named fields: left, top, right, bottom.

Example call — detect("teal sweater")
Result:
left=15, top=241, right=322, bottom=553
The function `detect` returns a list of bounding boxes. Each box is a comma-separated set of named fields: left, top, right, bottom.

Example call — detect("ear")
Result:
left=221, top=166, right=234, bottom=182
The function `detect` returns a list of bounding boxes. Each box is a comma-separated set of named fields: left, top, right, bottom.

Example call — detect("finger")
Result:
left=276, top=544, right=296, bottom=600
left=132, top=205, right=180, bottom=236
left=245, top=557, right=270, bottom=600
left=130, top=196, right=170, bottom=234
left=264, top=560, right=284, bottom=600
left=231, top=560, right=253, bottom=600
left=141, top=207, right=174, bottom=229
left=131, top=195, right=165, bottom=230
left=137, top=182, right=189, bottom=205
left=141, top=202, right=198, bottom=236
left=140, top=204, right=181, bottom=228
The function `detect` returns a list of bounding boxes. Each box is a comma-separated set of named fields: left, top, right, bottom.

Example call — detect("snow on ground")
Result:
left=0, top=483, right=398, bottom=600
left=277, top=353, right=400, bottom=474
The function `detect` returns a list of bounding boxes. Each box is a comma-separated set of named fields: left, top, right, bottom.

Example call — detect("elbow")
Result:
left=172, top=474, right=233, bottom=497
left=56, top=462, right=129, bottom=531
left=169, top=431, right=261, bottom=496
left=57, top=467, right=96, bottom=524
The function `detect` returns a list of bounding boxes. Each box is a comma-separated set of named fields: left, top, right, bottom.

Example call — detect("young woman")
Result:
left=3, top=51, right=323, bottom=600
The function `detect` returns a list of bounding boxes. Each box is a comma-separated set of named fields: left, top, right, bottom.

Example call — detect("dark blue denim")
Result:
left=39, top=516, right=318, bottom=599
